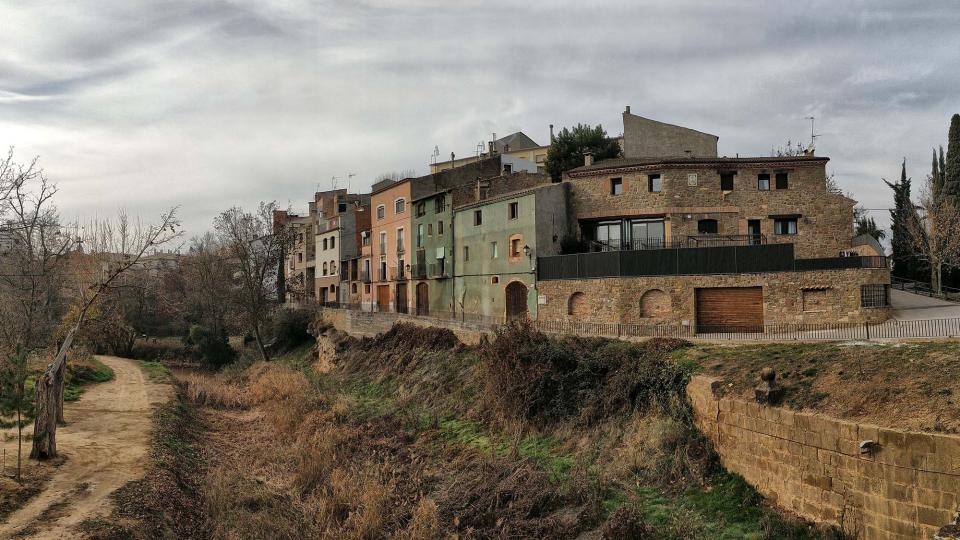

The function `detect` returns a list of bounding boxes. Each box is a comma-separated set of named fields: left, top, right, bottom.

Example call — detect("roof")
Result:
left=852, top=233, right=885, bottom=255
left=568, top=155, right=830, bottom=177
left=493, top=131, right=539, bottom=153
left=454, top=182, right=561, bottom=212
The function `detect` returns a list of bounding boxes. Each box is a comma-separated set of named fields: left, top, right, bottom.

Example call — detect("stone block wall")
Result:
left=566, top=158, right=855, bottom=259
left=688, top=376, right=960, bottom=539
left=536, top=268, right=891, bottom=326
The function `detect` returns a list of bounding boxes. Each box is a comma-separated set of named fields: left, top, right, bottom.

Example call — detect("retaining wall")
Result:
left=688, top=376, right=960, bottom=539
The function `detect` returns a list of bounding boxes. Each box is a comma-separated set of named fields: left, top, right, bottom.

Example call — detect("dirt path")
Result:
left=0, top=356, right=170, bottom=539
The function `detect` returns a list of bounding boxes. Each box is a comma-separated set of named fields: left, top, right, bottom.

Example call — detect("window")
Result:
left=338, top=201, right=347, bottom=213
left=331, top=262, right=337, bottom=274
left=395, top=198, right=406, bottom=214
left=473, top=210, right=482, bottom=226
left=758, top=174, right=770, bottom=191
left=376, top=205, right=385, bottom=220
left=463, top=246, right=469, bottom=261
left=491, top=276, right=499, bottom=284
left=773, top=218, right=798, bottom=235
left=593, top=221, right=622, bottom=250
left=775, top=172, right=789, bottom=190
left=417, top=224, right=424, bottom=247
left=503, top=163, right=512, bottom=174
left=379, top=232, right=386, bottom=255
left=365, top=284, right=371, bottom=294
left=860, top=284, right=889, bottom=308
left=322, top=262, right=328, bottom=275
left=415, top=201, right=425, bottom=217
left=330, top=236, right=335, bottom=249
left=297, top=253, right=303, bottom=263
left=697, top=219, right=719, bottom=234
left=490, top=241, right=498, bottom=259
left=509, top=201, right=519, bottom=219
left=396, top=228, right=405, bottom=252
left=648, top=174, right=662, bottom=193
left=323, top=238, right=328, bottom=250
left=720, top=172, right=735, bottom=191
left=610, top=177, right=623, bottom=195
left=435, top=195, right=446, bottom=213
left=427, top=224, right=433, bottom=236
left=438, top=221, right=444, bottom=235
left=511, top=238, right=522, bottom=258
left=352, top=283, right=358, bottom=294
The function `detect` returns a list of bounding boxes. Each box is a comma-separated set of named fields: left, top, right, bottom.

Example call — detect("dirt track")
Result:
left=0, top=356, right=170, bottom=539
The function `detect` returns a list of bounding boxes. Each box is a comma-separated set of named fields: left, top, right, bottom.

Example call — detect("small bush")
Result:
left=268, top=308, right=314, bottom=352
left=189, top=325, right=236, bottom=369
left=128, top=339, right=197, bottom=362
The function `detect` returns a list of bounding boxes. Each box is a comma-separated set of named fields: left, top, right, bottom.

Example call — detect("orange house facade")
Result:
left=370, top=178, right=413, bottom=313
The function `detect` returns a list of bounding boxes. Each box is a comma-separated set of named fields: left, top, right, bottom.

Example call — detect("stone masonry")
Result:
left=688, top=376, right=960, bottom=539
left=536, top=268, right=892, bottom=326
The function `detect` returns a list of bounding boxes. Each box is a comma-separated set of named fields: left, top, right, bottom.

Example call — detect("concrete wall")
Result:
left=536, top=268, right=892, bottom=326
left=622, top=112, right=718, bottom=158
left=566, top=158, right=855, bottom=259
left=688, top=376, right=960, bottom=539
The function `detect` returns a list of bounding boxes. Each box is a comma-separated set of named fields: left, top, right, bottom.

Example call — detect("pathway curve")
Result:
left=0, top=356, right=170, bottom=539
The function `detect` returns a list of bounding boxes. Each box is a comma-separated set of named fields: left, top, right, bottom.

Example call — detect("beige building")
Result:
left=430, top=131, right=548, bottom=174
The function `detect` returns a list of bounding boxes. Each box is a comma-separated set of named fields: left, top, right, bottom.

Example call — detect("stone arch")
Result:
left=639, top=289, right=670, bottom=318
left=567, top=292, right=588, bottom=318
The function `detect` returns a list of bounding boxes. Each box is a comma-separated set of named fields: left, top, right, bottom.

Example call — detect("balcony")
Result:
left=410, top=264, right=427, bottom=279
left=589, top=234, right=766, bottom=252
left=539, top=243, right=888, bottom=281
left=360, top=270, right=371, bottom=283
left=390, top=266, right=408, bottom=281
left=429, top=263, right=450, bottom=279
left=396, top=245, right=406, bottom=256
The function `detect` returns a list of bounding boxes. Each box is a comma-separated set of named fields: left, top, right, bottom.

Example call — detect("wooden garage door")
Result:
left=695, top=287, right=763, bottom=333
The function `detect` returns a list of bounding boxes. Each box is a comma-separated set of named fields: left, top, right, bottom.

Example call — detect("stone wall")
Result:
left=566, top=158, right=854, bottom=259
left=318, top=307, right=489, bottom=345
left=536, top=268, right=891, bottom=326
left=622, top=111, right=718, bottom=158
left=688, top=376, right=960, bottom=539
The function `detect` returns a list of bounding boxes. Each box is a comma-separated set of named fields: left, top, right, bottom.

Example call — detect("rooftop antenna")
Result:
left=804, top=116, right=820, bottom=149
left=331, top=175, right=340, bottom=190
left=431, top=146, right=440, bottom=165
left=347, top=172, right=355, bottom=193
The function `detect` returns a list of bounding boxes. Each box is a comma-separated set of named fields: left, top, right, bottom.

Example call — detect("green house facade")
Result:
left=411, top=190, right=456, bottom=316
left=453, top=183, right=569, bottom=322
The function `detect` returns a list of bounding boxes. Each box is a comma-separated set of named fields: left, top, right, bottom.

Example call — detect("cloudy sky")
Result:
left=1, top=0, right=959, bottom=236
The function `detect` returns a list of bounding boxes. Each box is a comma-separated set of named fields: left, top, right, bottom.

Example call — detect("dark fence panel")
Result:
left=580, top=251, right=620, bottom=278
left=620, top=249, right=677, bottom=276
left=676, top=246, right=738, bottom=275
left=736, top=243, right=795, bottom=273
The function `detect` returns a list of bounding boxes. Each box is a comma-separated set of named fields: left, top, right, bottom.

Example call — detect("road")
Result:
left=890, top=289, right=960, bottom=321
left=0, top=356, right=170, bottom=539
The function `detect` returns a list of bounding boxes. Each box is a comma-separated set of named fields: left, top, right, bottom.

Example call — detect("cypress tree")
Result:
left=932, top=148, right=942, bottom=199
left=885, top=159, right=923, bottom=280
left=946, top=113, right=960, bottom=200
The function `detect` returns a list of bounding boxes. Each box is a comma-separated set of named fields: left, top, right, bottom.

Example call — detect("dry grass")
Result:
left=179, top=373, right=248, bottom=409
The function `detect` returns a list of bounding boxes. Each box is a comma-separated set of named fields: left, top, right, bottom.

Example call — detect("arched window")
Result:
left=322, top=262, right=328, bottom=276
left=567, top=292, right=588, bottom=318
left=330, top=236, right=335, bottom=249
left=331, top=262, right=337, bottom=274
left=639, top=289, right=670, bottom=318
left=323, top=238, right=328, bottom=250
left=395, top=198, right=406, bottom=214
left=376, top=205, right=385, bottom=220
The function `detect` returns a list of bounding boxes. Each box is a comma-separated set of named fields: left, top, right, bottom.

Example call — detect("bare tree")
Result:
left=909, top=174, right=960, bottom=295
left=0, top=155, right=73, bottom=480
left=30, top=209, right=180, bottom=460
left=214, top=202, right=292, bottom=362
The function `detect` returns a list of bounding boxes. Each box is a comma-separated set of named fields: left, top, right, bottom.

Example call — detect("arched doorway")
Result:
left=567, top=292, right=588, bottom=320
left=416, top=282, right=429, bottom=316
left=505, top=281, right=528, bottom=322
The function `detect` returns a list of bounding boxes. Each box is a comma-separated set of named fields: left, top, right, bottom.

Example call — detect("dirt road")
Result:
left=0, top=356, right=170, bottom=539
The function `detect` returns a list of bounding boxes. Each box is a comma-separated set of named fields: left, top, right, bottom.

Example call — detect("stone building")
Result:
left=621, top=106, right=719, bottom=158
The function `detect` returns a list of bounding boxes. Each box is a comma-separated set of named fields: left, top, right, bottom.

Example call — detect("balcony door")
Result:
left=593, top=221, right=621, bottom=251
left=630, top=219, right=665, bottom=250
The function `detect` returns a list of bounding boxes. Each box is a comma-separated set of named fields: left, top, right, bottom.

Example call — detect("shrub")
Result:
left=189, top=325, right=236, bottom=369
left=267, top=308, right=314, bottom=352
left=128, top=338, right=197, bottom=362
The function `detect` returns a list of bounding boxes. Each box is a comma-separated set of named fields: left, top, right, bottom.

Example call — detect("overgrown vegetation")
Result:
left=162, top=321, right=824, bottom=539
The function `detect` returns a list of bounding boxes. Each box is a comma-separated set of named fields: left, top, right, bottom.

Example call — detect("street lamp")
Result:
left=522, top=245, right=531, bottom=258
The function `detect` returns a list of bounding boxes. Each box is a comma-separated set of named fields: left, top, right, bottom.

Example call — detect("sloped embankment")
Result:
left=172, top=322, right=828, bottom=539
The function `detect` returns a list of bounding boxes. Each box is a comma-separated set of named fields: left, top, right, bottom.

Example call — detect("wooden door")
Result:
left=505, top=281, right=528, bottom=322
left=376, top=285, right=390, bottom=312
left=695, top=287, right=763, bottom=333
left=416, top=282, right=429, bottom=316
left=395, top=283, right=408, bottom=314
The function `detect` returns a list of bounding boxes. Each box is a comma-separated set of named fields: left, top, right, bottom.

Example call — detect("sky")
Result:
left=1, top=0, right=959, bottom=237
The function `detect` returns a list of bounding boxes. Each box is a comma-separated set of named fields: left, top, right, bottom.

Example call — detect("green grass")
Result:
left=64, top=357, right=115, bottom=401
left=138, top=361, right=172, bottom=383
left=438, top=418, right=574, bottom=480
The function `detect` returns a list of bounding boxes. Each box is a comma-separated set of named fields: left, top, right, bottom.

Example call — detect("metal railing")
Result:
left=317, top=304, right=960, bottom=341
left=410, top=264, right=427, bottom=279
left=891, top=275, right=960, bottom=300
left=589, top=234, right=766, bottom=252
left=429, top=263, right=450, bottom=278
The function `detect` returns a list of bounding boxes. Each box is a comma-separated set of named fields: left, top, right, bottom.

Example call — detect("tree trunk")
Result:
left=16, top=402, right=23, bottom=482
left=54, top=357, right=66, bottom=425
left=933, top=259, right=943, bottom=296
left=253, top=324, right=269, bottom=362
left=30, top=370, right=59, bottom=460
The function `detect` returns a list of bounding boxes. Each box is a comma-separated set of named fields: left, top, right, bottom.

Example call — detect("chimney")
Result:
left=625, top=105, right=631, bottom=115
left=549, top=124, right=555, bottom=143
left=584, top=152, right=594, bottom=167
left=488, top=141, right=495, bottom=155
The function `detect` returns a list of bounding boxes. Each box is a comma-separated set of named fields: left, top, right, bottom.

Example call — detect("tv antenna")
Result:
left=331, top=175, right=340, bottom=190
left=804, top=116, right=820, bottom=149
left=347, top=172, right=355, bottom=192
left=430, top=146, right=440, bottom=165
